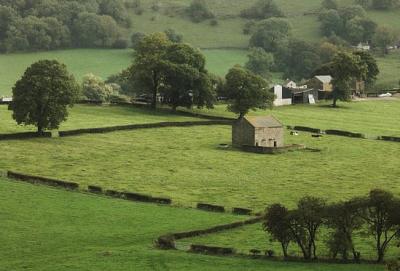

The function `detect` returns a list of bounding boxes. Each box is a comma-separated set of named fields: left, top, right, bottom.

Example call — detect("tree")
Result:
left=353, top=51, right=380, bottom=88
left=128, top=33, right=171, bottom=109
left=82, top=73, right=116, bottom=102
left=72, top=12, right=121, bottom=48
left=186, top=0, right=214, bottom=23
left=319, top=9, right=343, bottom=37
left=245, top=47, right=274, bottom=79
left=240, top=0, right=284, bottom=20
left=160, top=43, right=215, bottom=110
left=322, top=0, right=339, bottom=10
left=263, top=204, right=292, bottom=258
left=287, top=197, right=326, bottom=260
left=325, top=200, right=363, bottom=261
left=164, top=28, right=183, bottom=43
left=357, top=189, right=400, bottom=263
left=372, top=26, right=397, bottom=55
left=372, top=0, right=400, bottom=9
left=225, top=66, right=274, bottom=118
left=9, top=60, right=79, bottom=133
left=345, top=17, right=377, bottom=44
left=249, top=18, right=291, bottom=53
left=330, top=52, right=367, bottom=107
left=131, top=32, right=146, bottom=50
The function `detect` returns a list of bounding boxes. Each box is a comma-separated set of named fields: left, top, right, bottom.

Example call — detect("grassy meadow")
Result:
left=0, top=178, right=383, bottom=271
left=191, top=99, right=400, bottom=137
left=0, top=115, right=399, bottom=210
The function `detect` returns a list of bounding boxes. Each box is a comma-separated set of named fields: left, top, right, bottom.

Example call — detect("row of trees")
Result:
left=0, top=0, right=130, bottom=52
left=264, top=189, right=400, bottom=263
left=7, top=33, right=276, bottom=132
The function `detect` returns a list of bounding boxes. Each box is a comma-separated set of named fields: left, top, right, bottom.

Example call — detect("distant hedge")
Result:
left=293, top=126, right=322, bottom=134
left=325, top=130, right=365, bottom=138
left=59, top=120, right=232, bottom=137
left=7, top=171, right=79, bottom=190
left=0, top=132, right=51, bottom=141
left=190, top=244, right=235, bottom=255
left=197, top=203, right=225, bottom=213
left=378, top=136, right=400, bottom=142
left=233, top=207, right=252, bottom=215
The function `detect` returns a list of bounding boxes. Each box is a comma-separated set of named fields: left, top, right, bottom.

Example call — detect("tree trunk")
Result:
left=151, top=71, right=158, bottom=110
left=238, top=112, right=245, bottom=119
left=281, top=243, right=288, bottom=259
left=332, top=97, right=338, bottom=107
left=37, top=123, right=44, bottom=134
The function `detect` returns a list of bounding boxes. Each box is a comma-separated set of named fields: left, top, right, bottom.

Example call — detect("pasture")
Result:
left=0, top=178, right=382, bottom=271
left=0, top=104, right=200, bottom=133
left=0, top=103, right=399, bottom=210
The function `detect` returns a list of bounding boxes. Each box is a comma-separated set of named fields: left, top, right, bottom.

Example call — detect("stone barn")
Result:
left=232, top=116, right=284, bottom=148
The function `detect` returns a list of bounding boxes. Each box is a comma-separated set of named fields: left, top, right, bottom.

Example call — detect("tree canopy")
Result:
left=9, top=60, right=79, bottom=132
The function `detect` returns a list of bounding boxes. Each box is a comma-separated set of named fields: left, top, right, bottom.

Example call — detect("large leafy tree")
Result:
left=357, top=189, right=400, bottom=263
left=353, top=51, right=380, bottom=88
left=129, top=33, right=171, bottom=109
left=245, top=47, right=274, bottom=79
left=263, top=204, right=292, bottom=258
left=161, top=43, right=215, bottom=110
left=9, top=60, right=79, bottom=133
left=128, top=33, right=215, bottom=110
left=330, top=52, right=367, bottom=107
left=372, top=26, right=397, bottom=55
left=249, top=18, right=291, bottom=53
left=225, top=66, right=274, bottom=118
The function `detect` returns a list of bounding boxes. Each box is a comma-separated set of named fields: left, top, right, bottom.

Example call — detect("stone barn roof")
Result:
left=315, top=75, right=332, bottom=83
left=244, top=115, right=283, bottom=128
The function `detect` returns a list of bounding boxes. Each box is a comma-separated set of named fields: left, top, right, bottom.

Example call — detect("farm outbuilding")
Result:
left=232, top=116, right=284, bottom=148
left=271, top=85, right=292, bottom=106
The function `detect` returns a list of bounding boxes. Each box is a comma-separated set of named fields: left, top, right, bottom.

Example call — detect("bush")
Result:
left=131, top=32, right=146, bottom=50
left=387, top=260, right=400, bottom=271
left=164, top=28, right=183, bottom=43
left=240, top=0, right=284, bottom=20
left=112, top=38, right=129, bottom=49
left=187, top=0, right=214, bottom=23
left=210, top=19, right=218, bottom=26
left=81, top=74, right=117, bottom=103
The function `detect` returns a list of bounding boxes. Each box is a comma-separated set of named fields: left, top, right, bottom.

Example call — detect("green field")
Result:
left=1, top=108, right=399, bottom=210
left=0, top=104, right=200, bottom=133
left=0, top=178, right=382, bottom=271
left=191, top=99, right=400, bottom=137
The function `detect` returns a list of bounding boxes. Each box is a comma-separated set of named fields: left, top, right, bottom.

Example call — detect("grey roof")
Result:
left=315, top=75, right=332, bottom=83
left=245, top=115, right=283, bottom=128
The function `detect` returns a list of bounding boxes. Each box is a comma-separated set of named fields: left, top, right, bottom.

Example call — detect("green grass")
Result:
left=190, top=99, right=400, bottom=137
left=0, top=104, right=201, bottom=133
left=1, top=122, right=399, bottom=211
left=0, top=178, right=383, bottom=271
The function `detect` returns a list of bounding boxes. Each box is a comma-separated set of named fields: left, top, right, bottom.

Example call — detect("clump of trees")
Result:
left=240, top=0, right=284, bottom=20
left=81, top=74, right=118, bottom=103
left=263, top=189, right=400, bottom=263
left=0, top=0, right=130, bottom=52
left=355, top=0, right=400, bottom=10
left=186, top=0, right=214, bottom=23
left=9, top=60, right=79, bottom=133
left=127, top=32, right=215, bottom=110
left=319, top=5, right=377, bottom=45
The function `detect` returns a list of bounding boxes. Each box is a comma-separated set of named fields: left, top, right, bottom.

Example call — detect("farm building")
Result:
left=232, top=115, right=284, bottom=148
left=271, top=85, right=292, bottom=106
left=292, top=88, right=319, bottom=104
left=308, top=75, right=333, bottom=92
left=284, top=79, right=297, bottom=89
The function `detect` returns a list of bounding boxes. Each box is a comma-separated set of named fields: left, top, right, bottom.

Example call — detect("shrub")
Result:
left=187, top=0, right=214, bottom=23
left=82, top=74, right=117, bottom=103
left=265, top=249, right=275, bottom=257
left=190, top=245, right=235, bottom=255
left=210, top=19, right=218, bottom=26
left=131, top=32, right=146, bottom=50
left=164, top=28, right=183, bottom=43
left=387, top=260, right=400, bottom=271
left=112, top=38, right=129, bottom=49
left=240, top=0, right=284, bottom=20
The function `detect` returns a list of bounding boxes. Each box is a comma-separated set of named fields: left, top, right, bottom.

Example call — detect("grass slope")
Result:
left=0, top=178, right=383, bottom=271
left=1, top=122, right=399, bottom=210
left=191, top=99, right=400, bottom=137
